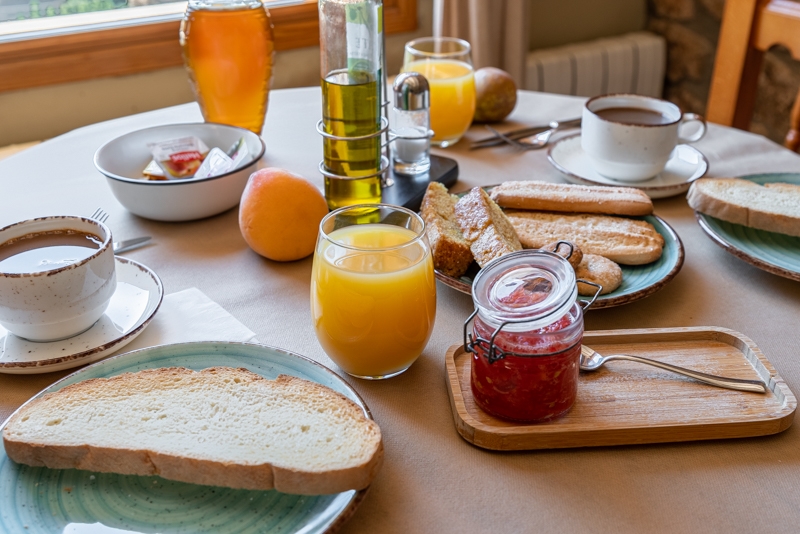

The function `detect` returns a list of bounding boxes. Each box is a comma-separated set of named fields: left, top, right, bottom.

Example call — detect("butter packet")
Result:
left=142, top=159, right=167, bottom=180
left=148, top=137, right=209, bottom=179
left=193, top=147, right=233, bottom=179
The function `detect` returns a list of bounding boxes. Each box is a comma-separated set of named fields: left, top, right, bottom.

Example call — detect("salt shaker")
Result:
left=391, top=72, right=432, bottom=175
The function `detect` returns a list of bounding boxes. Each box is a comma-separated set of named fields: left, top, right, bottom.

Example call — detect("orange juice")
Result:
left=311, top=224, right=436, bottom=378
left=403, top=59, right=475, bottom=146
left=180, top=2, right=274, bottom=134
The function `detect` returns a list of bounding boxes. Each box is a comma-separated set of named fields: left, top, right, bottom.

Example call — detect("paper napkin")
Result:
left=118, top=287, right=258, bottom=354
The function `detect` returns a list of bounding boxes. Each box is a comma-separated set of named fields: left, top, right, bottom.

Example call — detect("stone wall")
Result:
left=647, top=0, right=800, bottom=144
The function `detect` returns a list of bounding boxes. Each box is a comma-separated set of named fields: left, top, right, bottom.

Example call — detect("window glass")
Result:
left=0, top=0, right=299, bottom=24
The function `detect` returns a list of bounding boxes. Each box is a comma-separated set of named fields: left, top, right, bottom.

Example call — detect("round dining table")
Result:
left=2, top=87, right=800, bottom=533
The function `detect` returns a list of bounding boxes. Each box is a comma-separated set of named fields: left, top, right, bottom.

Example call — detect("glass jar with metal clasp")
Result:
left=464, top=247, right=601, bottom=423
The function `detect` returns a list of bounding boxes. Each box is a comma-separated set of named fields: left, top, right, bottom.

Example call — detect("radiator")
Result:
left=524, top=31, right=666, bottom=98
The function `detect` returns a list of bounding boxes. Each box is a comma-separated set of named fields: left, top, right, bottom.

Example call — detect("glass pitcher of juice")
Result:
left=180, top=0, right=274, bottom=134
left=311, top=204, right=436, bottom=379
left=402, top=37, right=475, bottom=147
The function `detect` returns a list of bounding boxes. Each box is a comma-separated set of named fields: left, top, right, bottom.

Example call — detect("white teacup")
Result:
left=581, top=94, right=707, bottom=182
left=0, top=216, right=116, bottom=342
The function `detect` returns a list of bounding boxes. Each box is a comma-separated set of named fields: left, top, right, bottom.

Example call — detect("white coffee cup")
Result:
left=0, top=216, right=117, bottom=342
left=581, top=94, right=707, bottom=182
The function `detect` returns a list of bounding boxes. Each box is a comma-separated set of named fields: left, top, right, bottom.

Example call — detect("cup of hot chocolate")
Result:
left=581, top=94, right=706, bottom=182
left=0, top=216, right=116, bottom=341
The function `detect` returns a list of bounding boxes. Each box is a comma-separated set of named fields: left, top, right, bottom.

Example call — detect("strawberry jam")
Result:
left=468, top=250, right=584, bottom=423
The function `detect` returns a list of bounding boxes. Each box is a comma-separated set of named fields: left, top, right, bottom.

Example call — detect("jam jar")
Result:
left=467, top=250, right=588, bottom=423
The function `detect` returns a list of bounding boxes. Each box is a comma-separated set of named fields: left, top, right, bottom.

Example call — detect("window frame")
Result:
left=0, top=0, right=417, bottom=93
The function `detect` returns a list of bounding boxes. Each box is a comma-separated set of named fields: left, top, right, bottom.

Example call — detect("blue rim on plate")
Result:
left=0, top=342, right=371, bottom=534
left=434, top=187, right=685, bottom=309
left=695, top=172, right=800, bottom=282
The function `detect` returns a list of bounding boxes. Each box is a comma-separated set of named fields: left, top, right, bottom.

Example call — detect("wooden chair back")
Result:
left=706, top=0, right=800, bottom=151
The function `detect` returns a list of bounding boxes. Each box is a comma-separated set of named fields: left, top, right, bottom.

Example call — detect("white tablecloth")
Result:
left=2, top=88, right=800, bottom=533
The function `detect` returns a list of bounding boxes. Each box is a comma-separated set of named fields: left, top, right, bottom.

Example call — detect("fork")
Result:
left=579, top=345, right=768, bottom=393
left=470, top=117, right=581, bottom=149
left=484, top=118, right=581, bottom=151
left=90, top=207, right=109, bottom=224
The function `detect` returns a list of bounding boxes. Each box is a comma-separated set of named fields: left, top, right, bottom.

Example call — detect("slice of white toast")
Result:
left=687, top=178, right=800, bottom=237
left=2, top=367, right=383, bottom=495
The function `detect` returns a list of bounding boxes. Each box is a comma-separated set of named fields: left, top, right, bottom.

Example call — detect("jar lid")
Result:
left=472, top=250, right=577, bottom=332
left=393, top=72, right=430, bottom=110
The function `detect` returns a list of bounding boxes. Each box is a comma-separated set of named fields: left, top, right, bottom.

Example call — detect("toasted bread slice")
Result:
left=3, top=367, right=383, bottom=496
left=420, top=183, right=474, bottom=277
left=454, top=187, right=522, bottom=267
left=490, top=180, right=653, bottom=216
left=505, top=210, right=664, bottom=265
left=687, top=178, right=800, bottom=237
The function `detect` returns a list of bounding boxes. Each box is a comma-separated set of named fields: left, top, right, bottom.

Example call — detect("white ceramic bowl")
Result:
left=94, top=123, right=265, bottom=222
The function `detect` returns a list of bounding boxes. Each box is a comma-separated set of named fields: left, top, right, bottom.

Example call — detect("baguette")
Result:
left=489, top=180, right=653, bottom=216
left=505, top=210, right=664, bottom=265
left=420, top=183, right=474, bottom=277
left=687, top=177, right=800, bottom=237
left=2, top=367, right=383, bottom=496
left=454, top=187, right=522, bottom=267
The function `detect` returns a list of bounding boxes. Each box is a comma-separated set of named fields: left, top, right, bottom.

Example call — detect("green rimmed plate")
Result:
left=434, top=188, right=685, bottom=309
left=0, top=342, right=371, bottom=534
left=695, top=172, right=800, bottom=282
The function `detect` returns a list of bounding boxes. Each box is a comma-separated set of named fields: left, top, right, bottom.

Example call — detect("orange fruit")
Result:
left=239, top=168, right=328, bottom=261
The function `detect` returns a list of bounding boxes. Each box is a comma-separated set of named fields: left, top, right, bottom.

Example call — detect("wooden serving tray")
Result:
left=445, top=327, right=796, bottom=450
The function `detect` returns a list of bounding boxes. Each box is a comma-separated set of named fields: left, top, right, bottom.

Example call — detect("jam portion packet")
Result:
left=148, top=137, right=209, bottom=179
left=144, top=136, right=250, bottom=180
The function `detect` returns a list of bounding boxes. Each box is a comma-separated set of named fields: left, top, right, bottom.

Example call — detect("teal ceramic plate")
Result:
left=695, top=172, right=800, bottom=282
left=0, top=342, right=371, bottom=534
left=434, top=188, right=684, bottom=309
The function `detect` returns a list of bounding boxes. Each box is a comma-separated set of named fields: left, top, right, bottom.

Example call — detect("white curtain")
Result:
left=433, top=0, right=530, bottom=86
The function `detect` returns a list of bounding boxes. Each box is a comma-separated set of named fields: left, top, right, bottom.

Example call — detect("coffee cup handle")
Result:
left=677, top=113, right=707, bottom=143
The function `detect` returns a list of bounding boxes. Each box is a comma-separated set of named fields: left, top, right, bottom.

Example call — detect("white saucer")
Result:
left=547, top=133, right=709, bottom=199
left=0, top=257, right=163, bottom=374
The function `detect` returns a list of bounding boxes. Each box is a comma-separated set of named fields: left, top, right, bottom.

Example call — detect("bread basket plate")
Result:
left=434, top=187, right=684, bottom=309
left=694, top=172, right=800, bottom=282
left=0, top=342, right=371, bottom=534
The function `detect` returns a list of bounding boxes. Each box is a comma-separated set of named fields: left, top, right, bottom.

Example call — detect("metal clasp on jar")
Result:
left=462, top=279, right=602, bottom=365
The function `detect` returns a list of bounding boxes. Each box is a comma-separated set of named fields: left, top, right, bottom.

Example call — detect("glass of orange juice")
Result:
left=402, top=37, right=475, bottom=147
left=311, top=205, right=436, bottom=379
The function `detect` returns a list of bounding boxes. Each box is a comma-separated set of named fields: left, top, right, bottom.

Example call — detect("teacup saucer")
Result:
left=547, top=133, right=709, bottom=199
left=0, top=257, right=163, bottom=374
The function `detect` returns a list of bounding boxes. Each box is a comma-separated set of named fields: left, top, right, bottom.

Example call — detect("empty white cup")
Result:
left=0, top=216, right=116, bottom=341
left=581, top=94, right=706, bottom=182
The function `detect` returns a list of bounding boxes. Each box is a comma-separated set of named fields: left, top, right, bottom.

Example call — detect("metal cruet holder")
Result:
left=315, top=118, right=392, bottom=187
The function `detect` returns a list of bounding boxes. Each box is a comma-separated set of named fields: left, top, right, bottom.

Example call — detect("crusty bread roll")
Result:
left=420, top=183, right=474, bottom=277
left=489, top=181, right=653, bottom=216
left=687, top=178, right=800, bottom=237
left=3, top=367, right=383, bottom=496
left=454, top=187, right=522, bottom=268
left=505, top=210, right=664, bottom=265
left=541, top=240, right=583, bottom=269
left=576, top=254, right=623, bottom=295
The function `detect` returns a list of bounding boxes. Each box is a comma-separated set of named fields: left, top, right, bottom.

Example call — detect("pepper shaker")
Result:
left=391, top=72, right=432, bottom=175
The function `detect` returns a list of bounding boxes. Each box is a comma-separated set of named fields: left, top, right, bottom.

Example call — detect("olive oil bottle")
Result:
left=319, top=0, right=385, bottom=210
left=321, top=69, right=382, bottom=209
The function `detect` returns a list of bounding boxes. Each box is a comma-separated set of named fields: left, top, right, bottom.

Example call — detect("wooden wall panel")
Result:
left=0, top=0, right=416, bottom=93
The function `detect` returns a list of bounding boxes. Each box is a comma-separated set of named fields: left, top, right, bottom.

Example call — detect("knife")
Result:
left=113, top=236, right=152, bottom=254
left=470, top=117, right=582, bottom=149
